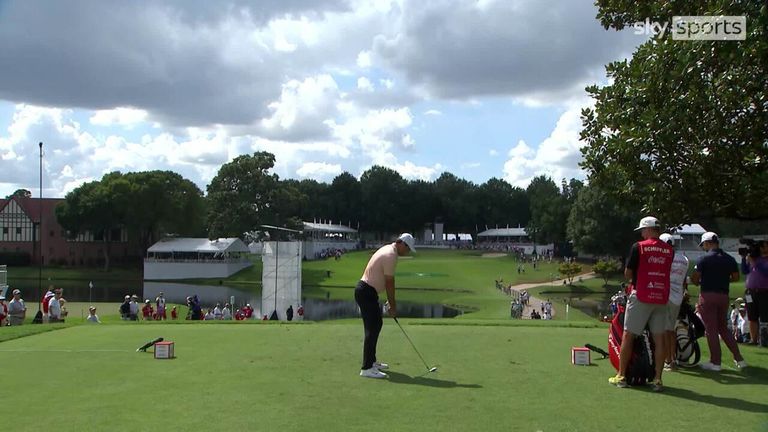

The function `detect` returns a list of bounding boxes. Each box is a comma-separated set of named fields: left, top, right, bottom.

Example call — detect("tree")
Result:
left=402, top=180, right=439, bottom=235
left=359, top=166, right=407, bottom=238
left=593, top=259, right=624, bottom=286
left=56, top=176, right=129, bottom=271
left=55, top=170, right=205, bottom=269
left=6, top=189, right=32, bottom=199
left=477, top=178, right=530, bottom=229
left=559, top=262, right=583, bottom=285
left=124, top=171, right=206, bottom=253
left=566, top=184, right=641, bottom=257
left=433, top=172, right=478, bottom=239
left=328, top=172, right=363, bottom=226
left=206, top=152, right=279, bottom=238
left=526, top=176, right=568, bottom=245
left=581, top=0, right=768, bottom=223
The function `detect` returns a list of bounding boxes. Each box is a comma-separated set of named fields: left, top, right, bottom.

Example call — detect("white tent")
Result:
left=147, top=237, right=249, bottom=255
left=144, top=238, right=252, bottom=280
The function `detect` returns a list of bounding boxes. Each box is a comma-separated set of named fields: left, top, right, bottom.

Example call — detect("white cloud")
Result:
left=296, top=161, right=342, bottom=179
left=327, top=106, right=413, bottom=164
left=357, top=77, right=374, bottom=92
left=423, top=109, right=442, bottom=116
left=90, top=107, right=148, bottom=127
left=356, top=50, right=372, bottom=68
left=503, top=106, right=588, bottom=187
left=489, top=149, right=498, bottom=156
left=392, top=161, right=443, bottom=181
left=260, top=74, right=340, bottom=141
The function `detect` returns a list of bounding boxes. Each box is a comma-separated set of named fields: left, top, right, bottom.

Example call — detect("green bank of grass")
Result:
left=2, top=322, right=766, bottom=431
left=301, top=249, right=571, bottom=319
left=0, top=322, right=73, bottom=343
left=526, top=276, right=751, bottom=322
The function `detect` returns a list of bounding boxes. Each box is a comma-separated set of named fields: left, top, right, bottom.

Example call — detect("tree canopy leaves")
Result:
left=582, top=0, right=768, bottom=223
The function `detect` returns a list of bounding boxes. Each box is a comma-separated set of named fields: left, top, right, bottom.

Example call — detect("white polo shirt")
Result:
left=48, top=297, right=61, bottom=318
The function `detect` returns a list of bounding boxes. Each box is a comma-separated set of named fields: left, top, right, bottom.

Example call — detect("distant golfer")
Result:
left=355, top=233, right=415, bottom=379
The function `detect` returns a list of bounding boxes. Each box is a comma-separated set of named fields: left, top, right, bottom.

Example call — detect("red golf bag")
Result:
left=608, top=301, right=655, bottom=386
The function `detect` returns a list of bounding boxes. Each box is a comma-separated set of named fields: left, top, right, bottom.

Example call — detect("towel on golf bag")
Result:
left=608, top=303, right=655, bottom=385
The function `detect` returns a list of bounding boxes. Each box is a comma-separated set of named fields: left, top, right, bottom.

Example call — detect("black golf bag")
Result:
left=675, top=302, right=704, bottom=367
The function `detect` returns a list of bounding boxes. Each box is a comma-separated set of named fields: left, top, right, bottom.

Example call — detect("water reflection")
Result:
left=144, top=282, right=461, bottom=321
left=8, top=278, right=462, bottom=320
left=8, top=278, right=141, bottom=304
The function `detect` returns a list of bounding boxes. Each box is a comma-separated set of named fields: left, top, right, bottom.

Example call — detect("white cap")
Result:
left=700, top=231, right=719, bottom=246
left=397, top=233, right=416, bottom=252
left=659, top=233, right=674, bottom=245
left=634, top=216, right=660, bottom=231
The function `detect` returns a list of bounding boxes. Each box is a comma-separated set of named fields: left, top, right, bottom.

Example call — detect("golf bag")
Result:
left=675, top=302, right=704, bottom=367
left=31, top=310, right=43, bottom=324
left=608, top=299, right=655, bottom=385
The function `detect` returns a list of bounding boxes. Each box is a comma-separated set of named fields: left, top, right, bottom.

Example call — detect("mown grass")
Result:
left=2, top=321, right=766, bottom=431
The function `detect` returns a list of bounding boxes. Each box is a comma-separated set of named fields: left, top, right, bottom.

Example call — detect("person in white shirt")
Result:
left=659, top=233, right=689, bottom=370
left=129, top=295, right=139, bottom=321
left=213, top=303, right=223, bottom=320
left=155, top=292, right=167, bottom=320
left=48, top=290, right=63, bottom=322
left=7, top=289, right=26, bottom=326
left=222, top=303, right=232, bottom=320
left=204, top=309, right=215, bottom=320
left=86, top=306, right=101, bottom=323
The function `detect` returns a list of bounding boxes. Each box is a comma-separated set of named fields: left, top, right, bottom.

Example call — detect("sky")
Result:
left=0, top=0, right=645, bottom=198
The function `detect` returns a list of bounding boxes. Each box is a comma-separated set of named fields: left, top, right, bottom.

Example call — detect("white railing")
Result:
left=143, top=257, right=250, bottom=264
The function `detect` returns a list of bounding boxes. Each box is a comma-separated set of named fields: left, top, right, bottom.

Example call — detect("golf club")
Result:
left=393, top=317, right=438, bottom=373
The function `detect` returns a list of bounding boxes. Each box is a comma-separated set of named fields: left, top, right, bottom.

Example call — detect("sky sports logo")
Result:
left=633, top=16, right=746, bottom=40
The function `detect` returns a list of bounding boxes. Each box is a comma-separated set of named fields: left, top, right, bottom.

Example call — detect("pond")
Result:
left=537, top=289, right=615, bottom=319
left=7, top=278, right=462, bottom=321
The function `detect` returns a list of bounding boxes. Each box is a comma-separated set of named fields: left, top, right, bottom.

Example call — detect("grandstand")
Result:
left=301, top=221, right=359, bottom=260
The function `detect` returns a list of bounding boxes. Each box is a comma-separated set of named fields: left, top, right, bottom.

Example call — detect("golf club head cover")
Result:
left=137, top=337, right=164, bottom=352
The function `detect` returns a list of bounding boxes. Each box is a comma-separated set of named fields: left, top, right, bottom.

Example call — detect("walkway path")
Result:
left=506, top=272, right=597, bottom=319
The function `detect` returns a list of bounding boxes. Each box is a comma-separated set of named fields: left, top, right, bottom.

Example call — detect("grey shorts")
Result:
left=665, top=302, right=681, bottom=331
left=624, top=292, right=667, bottom=335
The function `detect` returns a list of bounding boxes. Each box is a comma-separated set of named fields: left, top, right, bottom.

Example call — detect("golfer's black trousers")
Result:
left=355, top=280, right=382, bottom=370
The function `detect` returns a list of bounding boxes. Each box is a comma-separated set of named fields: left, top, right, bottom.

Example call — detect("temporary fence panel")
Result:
left=261, top=241, right=302, bottom=320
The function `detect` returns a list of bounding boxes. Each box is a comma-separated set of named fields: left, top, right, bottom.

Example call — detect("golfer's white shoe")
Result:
left=373, top=362, right=389, bottom=370
left=360, top=368, right=388, bottom=379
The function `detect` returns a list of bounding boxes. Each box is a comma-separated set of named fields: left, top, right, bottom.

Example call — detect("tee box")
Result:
left=571, top=347, right=591, bottom=365
left=154, top=341, right=175, bottom=359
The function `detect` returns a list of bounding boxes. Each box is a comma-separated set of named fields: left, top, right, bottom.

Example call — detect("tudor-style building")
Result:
left=0, top=196, right=138, bottom=266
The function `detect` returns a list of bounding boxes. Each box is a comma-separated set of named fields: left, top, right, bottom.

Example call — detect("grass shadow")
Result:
left=677, top=365, right=768, bottom=384
left=658, top=385, right=768, bottom=413
left=386, top=371, right=482, bottom=389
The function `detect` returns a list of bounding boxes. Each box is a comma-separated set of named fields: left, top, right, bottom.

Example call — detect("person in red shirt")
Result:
left=141, top=300, right=154, bottom=320
left=243, top=304, right=254, bottom=319
left=297, top=305, right=304, bottom=320
left=609, top=217, right=673, bottom=392
left=41, top=286, right=55, bottom=323
left=0, top=296, right=8, bottom=326
left=170, top=306, right=178, bottom=320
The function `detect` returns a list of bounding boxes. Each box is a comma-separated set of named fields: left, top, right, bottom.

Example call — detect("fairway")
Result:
left=3, top=322, right=766, bottom=431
